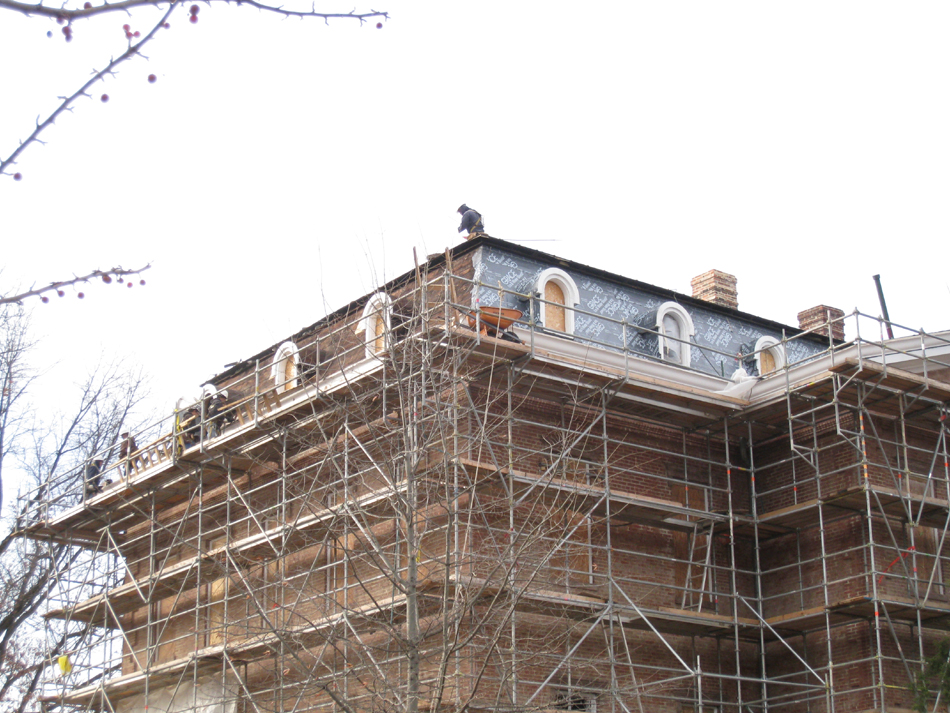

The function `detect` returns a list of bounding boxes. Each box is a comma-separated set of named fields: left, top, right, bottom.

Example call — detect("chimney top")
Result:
left=691, top=270, right=738, bottom=310
left=797, top=305, right=845, bottom=341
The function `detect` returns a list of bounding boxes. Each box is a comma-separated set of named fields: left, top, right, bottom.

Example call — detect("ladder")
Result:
left=681, top=520, right=715, bottom=611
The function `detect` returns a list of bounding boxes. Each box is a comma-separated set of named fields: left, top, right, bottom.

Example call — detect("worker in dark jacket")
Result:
left=457, top=204, right=484, bottom=237
left=208, top=391, right=235, bottom=437
left=179, top=407, right=200, bottom=449
left=84, top=459, right=105, bottom=497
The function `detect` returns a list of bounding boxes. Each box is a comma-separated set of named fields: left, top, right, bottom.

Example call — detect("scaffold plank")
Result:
left=757, top=483, right=950, bottom=532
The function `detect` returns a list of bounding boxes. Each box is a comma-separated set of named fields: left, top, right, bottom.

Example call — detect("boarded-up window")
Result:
left=374, top=310, right=387, bottom=352
left=283, top=356, right=296, bottom=386
left=545, top=280, right=566, bottom=332
left=536, top=268, right=578, bottom=336
left=358, top=293, right=391, bottom=358
left=272, top=342, right=298, bottom=392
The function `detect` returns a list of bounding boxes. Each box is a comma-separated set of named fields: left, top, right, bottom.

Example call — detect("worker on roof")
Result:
left=457, top=204, right=484, bottom=238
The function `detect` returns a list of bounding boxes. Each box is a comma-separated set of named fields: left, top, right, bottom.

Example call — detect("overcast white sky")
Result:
left=1, top=2, right=949, bottom=430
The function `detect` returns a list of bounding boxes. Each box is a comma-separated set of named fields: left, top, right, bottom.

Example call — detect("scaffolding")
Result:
left=16, top=246, right=950, bottom=713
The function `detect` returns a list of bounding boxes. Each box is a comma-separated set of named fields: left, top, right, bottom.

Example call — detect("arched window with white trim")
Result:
left=656, top=302, right=695, bottom=367
left=271, top=341, right=299, bottom=392
left=754, top=336, right=786, bottom=375
left=536, top=268, right=580, bottom=336
left=355, top=292, right=392, bottom=359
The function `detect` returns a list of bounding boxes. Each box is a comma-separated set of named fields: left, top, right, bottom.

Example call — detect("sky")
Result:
left=1, top=2, right=949, bottom=451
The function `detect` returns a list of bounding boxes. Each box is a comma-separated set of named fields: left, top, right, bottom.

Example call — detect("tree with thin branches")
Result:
left=0, top=303, right=152, bottom=712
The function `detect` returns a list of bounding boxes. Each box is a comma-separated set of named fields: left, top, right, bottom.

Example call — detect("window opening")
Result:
left=554, top=693, right=597, bottom=713
left=374, top=311, right=386, bottom=352
left=753, top=336, right=786, bottom=375
left=656, top=302, right=695, bottom=367
left=271, top=342, right=299, bottom=393
left=356, top=292, right=392, bottom=359
left=536, top=268, right=580, bottom=336
left=545, top=281, right=566, bottom=332
left=662, top=314, right=681, bottom=361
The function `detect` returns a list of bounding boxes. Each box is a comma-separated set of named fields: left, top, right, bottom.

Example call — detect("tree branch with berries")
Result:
left=0, top=265, right=152, bottom=306
left=0, top=0, right=387, bottom=180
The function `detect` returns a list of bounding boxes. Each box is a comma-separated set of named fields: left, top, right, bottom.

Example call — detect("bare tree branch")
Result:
left=0, top=6, right=175, bottom=177
left=1, top=1, right=387, bottom=177
left=0, top=0, right=386, bottom=22
left=0, top=264, right=151, bottom=306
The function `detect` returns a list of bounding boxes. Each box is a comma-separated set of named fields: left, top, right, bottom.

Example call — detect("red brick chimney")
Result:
left=691, top=270, right=738, bottom=310
left=797, top=305, right=845, bottom=341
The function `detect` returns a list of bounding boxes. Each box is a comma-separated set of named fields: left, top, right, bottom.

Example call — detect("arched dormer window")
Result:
left=536, top=268, right=580, bottom=336
left=656, top=302, right=695, bottom=367
left=271, top=341, right=299, bottom=392
left=355, top=292, right=392, bottom=359
left=754, top=336, right=786, bottom=375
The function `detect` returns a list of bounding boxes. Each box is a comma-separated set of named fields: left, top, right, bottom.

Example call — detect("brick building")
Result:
left=21, top=236, right=950, bottom=712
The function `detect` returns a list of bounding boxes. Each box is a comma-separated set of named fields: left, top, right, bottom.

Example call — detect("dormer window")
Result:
left=271, top=342, right=299, bottom=392
left=536, top=268, right=580, bottom=336
left=356, top=292, right=392, bottom=359
left=656, top=302, right=695, bottom=367
left=754, top=336, right=785, bottom=375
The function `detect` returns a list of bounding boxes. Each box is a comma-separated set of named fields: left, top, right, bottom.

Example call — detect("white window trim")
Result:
left=536, top=267, right=580, bottom=336
left=271, top=341, right=299, bottom=392
left=754, top=336, right=786, bottom=375
left=355, top=292, right=392, bottom=359
left=656, top=302, right=695, bottom=367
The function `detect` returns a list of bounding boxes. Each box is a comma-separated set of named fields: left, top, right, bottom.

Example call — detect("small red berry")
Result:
left=190, top=4, right=198, bottom=13
left=123, top=23, right=130, bottom=30
left=101, top=94, right=109, bottom=102
left=148, top=74, right=157, bottom=83
left=57, top=290, right=65, bottom=297
left=376, top=22, right=382, bottom=28
left=41, top=296, right=50, bottom=304
left=102, top=275, right=112, bottom=284
left=77, top=292, right=85, bottom=299
left=133, top=30, right=140, bottom=36
left=139, top=279, right=146, bottom=286
left=117, top=278, right=124, bottom=284
left=47, top=30, right=53, bottom=37
left=56, top=15, right=65, bottom=24
left=189, top=13, right=197, bottom=22
left=127, top=282, right=133, bottom=289
left=162, top=21, right=170, bottom=28
left=125, top=31, right=133, bottom=38
left=83, top=2, right=92, bottom=8
left=13, top=172, right=22, bottom=181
